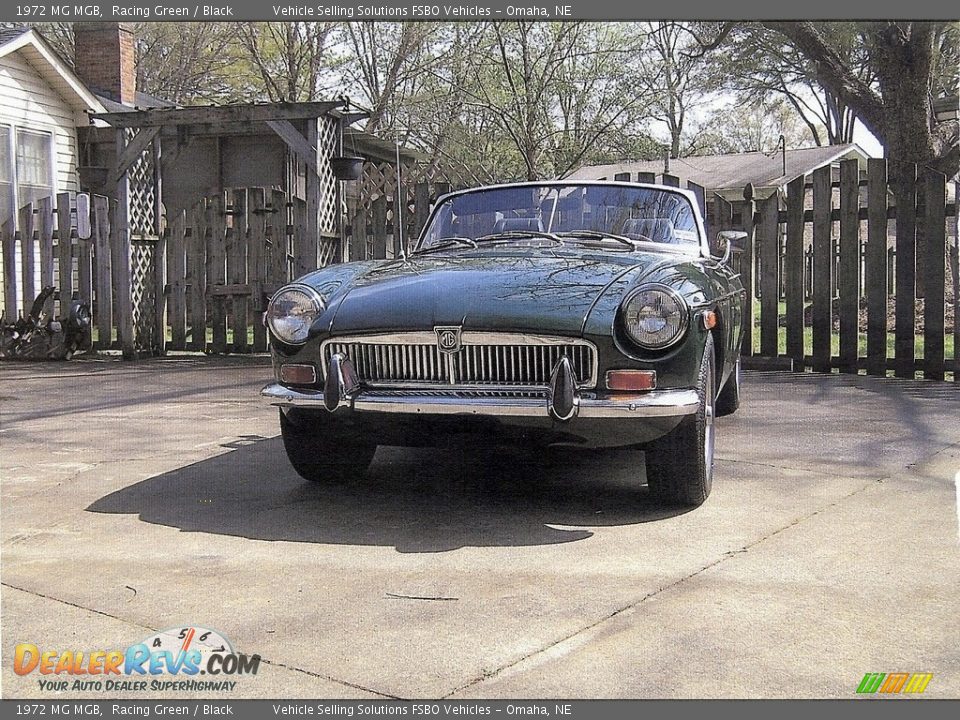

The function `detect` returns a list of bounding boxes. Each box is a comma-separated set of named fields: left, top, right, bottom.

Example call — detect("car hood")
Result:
left=327, top=251, right=677, bottom=336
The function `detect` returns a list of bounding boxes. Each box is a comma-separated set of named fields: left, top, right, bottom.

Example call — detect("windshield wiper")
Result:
left=555, top=230, right=640, bottom=249
left=475, top=231, right=564, bottom=246
left=414, top=236, right=478, bottom=254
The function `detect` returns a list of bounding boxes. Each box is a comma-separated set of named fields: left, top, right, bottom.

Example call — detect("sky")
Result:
left=853, top=122, right=883, bottom=157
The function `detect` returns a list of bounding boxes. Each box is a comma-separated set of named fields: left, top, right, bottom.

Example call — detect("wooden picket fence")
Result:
left=4, top=172, right=956, bottom=381
left=0, top=187, right=340, bottom=357
left=0, top=192, right=134, bottom=354
left=161, top=187, right=341, bottom=354
left=715, top=159, right=958, bottom=380
left=344, top=181, right=458, bottom=261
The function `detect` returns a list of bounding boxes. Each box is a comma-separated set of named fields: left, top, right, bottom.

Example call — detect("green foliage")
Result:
left=14, top=19, right=959, bottom=181
left=931, top=22, right=959, bottom=99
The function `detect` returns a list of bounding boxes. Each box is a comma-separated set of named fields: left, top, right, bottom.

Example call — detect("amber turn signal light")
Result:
left=280, top=364, right=318, bottom=385
left=702, top=310, right=717, bottom=329
left=605, top=370, right=657, bottom=391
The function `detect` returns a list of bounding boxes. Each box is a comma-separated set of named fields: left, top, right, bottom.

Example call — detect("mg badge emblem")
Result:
left=435, top=326, right=462, bottom=355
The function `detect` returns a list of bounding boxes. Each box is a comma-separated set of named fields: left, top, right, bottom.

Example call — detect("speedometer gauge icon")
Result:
left=140, top=626, right=233, bottom=668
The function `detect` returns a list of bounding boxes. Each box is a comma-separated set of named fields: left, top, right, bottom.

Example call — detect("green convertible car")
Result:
left=262, top=181, right=746, bottom=506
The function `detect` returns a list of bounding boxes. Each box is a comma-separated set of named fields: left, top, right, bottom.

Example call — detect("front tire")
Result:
left=644, top=334, right=716, bottom=506
left=279, top=409, right=377, bottom=483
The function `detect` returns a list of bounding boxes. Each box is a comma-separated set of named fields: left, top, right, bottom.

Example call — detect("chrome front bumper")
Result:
left=262, top=352, right=699, bottom=420
left=260, top=353, right=700, bottom=421
left=261, top=383, right=699, bottom=419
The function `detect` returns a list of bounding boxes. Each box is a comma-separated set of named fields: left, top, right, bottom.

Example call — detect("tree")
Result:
left=135, top=23, right=243, bottom=103
left=692, top=97, right=814, bottom=155
left=638, top=22, right=723, bottom=158
left=18, top=22, right=245, bottom=103
left=235, top=22, right=337, bottom=102
left=469, top=22, right=576, bottom=179
left=458, top=22, right=654, bottom=180
left=550, top=24, right=661, bottom=172
left=711, top=23, right=873, bottom=147
left=394, top=22, right=506, bottom=183
left=336, top=22, right=438, bottom=136
left=930, top=22, right=959, bottom=100
left=699, top=21, right=958, bottom=176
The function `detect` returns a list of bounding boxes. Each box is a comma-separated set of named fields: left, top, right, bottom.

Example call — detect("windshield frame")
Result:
left=414, top=181, right=709, bottom=258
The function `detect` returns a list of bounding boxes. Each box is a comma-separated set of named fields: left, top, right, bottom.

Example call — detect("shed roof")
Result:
left=566, top=144, right=871, bottom=193
left=90, top=100, right=348, bottom=128
left=90, top=101, right=424, bottom=164
left=343, top=128, right=428, bottom=164
left=95, top=91, right=175, bottom=113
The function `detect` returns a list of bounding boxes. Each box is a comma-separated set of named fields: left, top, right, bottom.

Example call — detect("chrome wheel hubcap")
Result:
left=704, top=357, right=716, bottom=483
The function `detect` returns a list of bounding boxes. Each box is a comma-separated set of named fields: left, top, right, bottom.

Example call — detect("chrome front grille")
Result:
left=321, top=332, right=597, bottom=389
left=327, top=342, right=447, bottom=384
left=361, top=389, right=547, bottom=400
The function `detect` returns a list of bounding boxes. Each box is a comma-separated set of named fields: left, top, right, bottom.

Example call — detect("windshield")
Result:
left=418, top=183, right=701, bottom=252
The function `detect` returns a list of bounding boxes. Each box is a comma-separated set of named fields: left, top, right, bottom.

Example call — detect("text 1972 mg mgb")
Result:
left=262, top=181, right=745, bottom=506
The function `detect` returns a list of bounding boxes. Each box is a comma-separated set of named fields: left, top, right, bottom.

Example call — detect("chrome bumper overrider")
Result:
left=262, top=353, right=698, bottom=420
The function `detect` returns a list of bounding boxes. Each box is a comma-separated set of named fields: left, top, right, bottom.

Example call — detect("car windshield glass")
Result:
left=418, top=184, right=701, bottom=252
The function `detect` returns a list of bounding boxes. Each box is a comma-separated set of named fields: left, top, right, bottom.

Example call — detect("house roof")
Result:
left=0, top=26, right=31, bottom=46
left=566, top=144, right=871, bottom=193
left=0, top=26, right=106, bottom=119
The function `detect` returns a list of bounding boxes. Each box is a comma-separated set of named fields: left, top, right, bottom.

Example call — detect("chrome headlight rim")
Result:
left=266, top=284, right=326, bottom=346
left=620, top=283, right=689, bottom=350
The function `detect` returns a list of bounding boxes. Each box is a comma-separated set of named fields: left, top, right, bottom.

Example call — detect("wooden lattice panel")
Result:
left=126, top=129, right=157, bottom=237
left=318, top=238, right=340, bottom=268
left=406, top=161, right=471, bottom=189
left=357, top=161, right=398, bottom=211
left=130, top=238, right=158, bottom=352
left=317, top=117, right=339, bottom=235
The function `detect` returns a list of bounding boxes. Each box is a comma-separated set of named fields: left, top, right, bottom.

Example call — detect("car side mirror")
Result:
left=713, top=231, right=747, bottom=264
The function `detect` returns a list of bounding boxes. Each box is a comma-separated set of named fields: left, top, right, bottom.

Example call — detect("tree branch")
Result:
left=761, top=21, right=886, bottom=139
left=679, top=21, right=737, bottom=58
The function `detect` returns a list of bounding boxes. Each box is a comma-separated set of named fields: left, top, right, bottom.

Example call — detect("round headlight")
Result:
left=266, top=285, right=325, bottom=345
left=621, top=285, right=688, bottom=349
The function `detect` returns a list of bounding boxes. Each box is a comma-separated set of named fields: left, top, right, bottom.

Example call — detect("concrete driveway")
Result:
left=1, top=356, right=959, bottom=699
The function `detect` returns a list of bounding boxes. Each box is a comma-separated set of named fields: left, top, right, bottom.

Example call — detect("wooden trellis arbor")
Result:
left=88, top=100, right=366, bottom=357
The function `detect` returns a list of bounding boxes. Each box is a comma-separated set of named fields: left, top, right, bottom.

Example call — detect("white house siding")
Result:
left=0, top=49, right=81, bottom=317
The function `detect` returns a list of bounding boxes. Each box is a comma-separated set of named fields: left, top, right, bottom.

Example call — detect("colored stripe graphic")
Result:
left=857, top=672, right=932, bottom=694
left=857, top=673, right=886, bottom=693
left=880, top=673, right=909, bottom=693
left=903, top=673, right=933, bottom=694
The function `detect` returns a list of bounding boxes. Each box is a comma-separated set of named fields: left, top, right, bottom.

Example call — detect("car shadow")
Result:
left=87, top=438, right=691, bottom=553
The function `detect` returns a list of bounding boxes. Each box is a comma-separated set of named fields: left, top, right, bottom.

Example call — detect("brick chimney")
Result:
left=73, top=22, right=136, bottom=105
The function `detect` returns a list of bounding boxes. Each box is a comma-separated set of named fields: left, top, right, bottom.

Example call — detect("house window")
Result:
left=0, top=125, right=55, bottom=226
left=16, top=129, right=54, bottom=208
left=0, top=126, right=12, bottom=226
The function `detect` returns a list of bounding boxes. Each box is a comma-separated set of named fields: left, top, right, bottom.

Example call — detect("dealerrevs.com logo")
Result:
left=13, top=626, right=260, bottom=693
